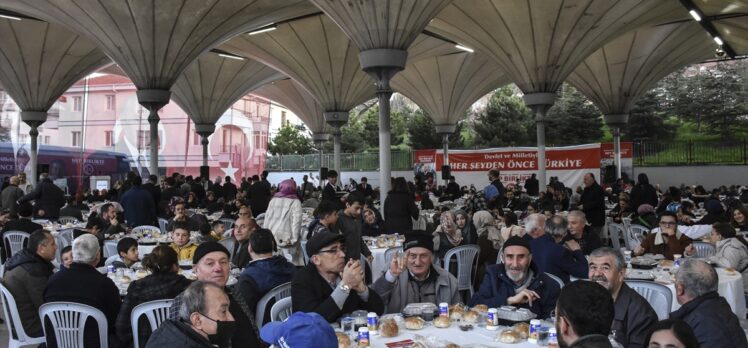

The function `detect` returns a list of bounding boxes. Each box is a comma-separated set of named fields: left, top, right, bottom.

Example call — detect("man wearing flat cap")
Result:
left=170, top=241, right=263, bottom=348
left=291, top=231, right=384, bottom=322
left=372, top=232, right=460, bottom=313
left=469, top=235, right=560, bottom=318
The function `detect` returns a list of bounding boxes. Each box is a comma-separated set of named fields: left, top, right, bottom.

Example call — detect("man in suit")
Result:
left=321, top=170, right=342, bottom=210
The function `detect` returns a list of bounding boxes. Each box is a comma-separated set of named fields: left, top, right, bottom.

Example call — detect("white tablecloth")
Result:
left=370, top=247, right=388, bottom=282
left=666, top=268, right=746, bottom=318
left=370, top=324, right=546, bottom=348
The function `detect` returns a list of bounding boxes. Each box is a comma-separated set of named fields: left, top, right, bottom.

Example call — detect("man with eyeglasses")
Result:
left=634, top=211, right=698, bottom=260
left=291, top=231, right=384, bottom=322
left=372, top=232, right=459, bottom=313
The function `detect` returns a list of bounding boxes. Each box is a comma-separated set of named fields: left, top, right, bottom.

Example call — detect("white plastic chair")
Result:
left=0, top=282, right=46, bottom=348
left=627, top=280, right=673, bottom=320
left=607, top=223, right=624, bottom=250
left=220, top=218, right=235, bottom=232
left=131, top=299, right=173, bottom=348
left=443, top=245, right=480, bottom=297
left=629, top=224, right=649, bottom=239
left=544, top=272, right=565, bottom=288
left=103, top=241, right=118, bottom=259
left=621, top=220, right=643, bottom=250
left=270, top=297, right=293, bottom=322
left=692, top=241, right=716, bottom=258
left=3, top=231, right=30, bottom=259
left=104, top=255, right=121, bottom=267
left=157, top=218, right=169, bottom=234
left=39, top=302, right=109, bottom=348
left=301, top=240, right=309, bottom=265
left=57, top=216, right=79, bottom=225
left=131, top=226, right=161, bottom=235
left=255, top=282, right=292, bottom=325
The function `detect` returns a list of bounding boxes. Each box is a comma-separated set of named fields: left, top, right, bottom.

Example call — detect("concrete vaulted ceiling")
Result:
left=568, top=22, right=716, bottom=115
left=308, top=0, right=453, bottom=51
left=171, top=52, right=285, bottom=126
left=222, top=14, right=375, bottom=112
left=406, top=34, right=464, bottom=64
left=2, top=0, right=318, bottom=90
left=692, top=0, right=748, bottom=55
left=392, top=52, right=509, bottom=127
left=428, top=0, right=688, bottom=93
left=0, top=17, right=109, bottom=111
left=252, top=78, right=332, bottom=135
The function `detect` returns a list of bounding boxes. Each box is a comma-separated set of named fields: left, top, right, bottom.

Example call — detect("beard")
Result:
left=506, top=268, right=527, bottom=283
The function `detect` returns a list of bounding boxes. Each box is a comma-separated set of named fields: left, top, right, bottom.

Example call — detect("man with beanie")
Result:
left=291, top=231, right=384, bottom=322
left=179, top=241, right=264, bottom=348
left=469, top=235, right=561, bottom=318
left=372, top=232, right=460, bottom=313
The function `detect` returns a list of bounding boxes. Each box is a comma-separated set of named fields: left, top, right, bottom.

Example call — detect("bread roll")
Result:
left=449, top=304, right=465, bottom=314
left=659, top=260, right=674, bottom=268
left=498, top=329, right=521, bottom=343
left=513, top=322, right=530, bottom=339
left=472, top=304, right=489, bottom=313
left=119, top=276, right=132, bottom=284
left=449, top=310, right=463, bottom=321
left=445, top=344, right=460, bottom=348
left=336, top=332, right=350, bottom=348
left=433, top=316, right=451, bottom=328
left=404, top=316, right=425, bottom=330
left=379, top=319, right=399, bottom=337
left=462, top=310, right=479, bottom=323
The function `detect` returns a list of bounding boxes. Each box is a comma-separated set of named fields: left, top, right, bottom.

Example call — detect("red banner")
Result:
left=600, top=142, right=633, bottom=159
left=415, top=145, right=600, bottom=172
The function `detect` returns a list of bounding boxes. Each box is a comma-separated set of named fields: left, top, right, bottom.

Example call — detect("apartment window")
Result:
left=44, top=136, right=51, bottom=144
left=72, top=131, right=81, bottom=146
left=73, top=96, right=82, bottom=111
left=222, top=129, right=230, bottom=153
left=106, top=95, right=116, bottom=110
left=137, top=130, right=159, bottom=149
left=105, top=131, right=114, bottom=146
left=19, top=134, right=28, bottom=143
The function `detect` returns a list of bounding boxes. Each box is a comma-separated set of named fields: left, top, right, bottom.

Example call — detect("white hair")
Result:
left=524, top=213, right=546, bottom=234
left=72, top=234, right=100, bottom=264
left=567, top=210, right=587, bottom=223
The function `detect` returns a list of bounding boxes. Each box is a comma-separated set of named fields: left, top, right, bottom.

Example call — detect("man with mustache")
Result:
left=588, top=247, right=657, bottom=348
left=469, top=236, right=560, bottom=318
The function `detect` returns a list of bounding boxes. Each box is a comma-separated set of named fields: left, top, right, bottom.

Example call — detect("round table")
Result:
left=370, top=323, right=552, bottom=348
left=103, top=240, right=159, bottom=258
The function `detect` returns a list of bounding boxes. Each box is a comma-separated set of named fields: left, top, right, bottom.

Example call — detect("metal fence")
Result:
left=266, top=151, right=414, bottom=171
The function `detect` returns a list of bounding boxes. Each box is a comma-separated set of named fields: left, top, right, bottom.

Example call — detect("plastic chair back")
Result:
left=220, top=218, right=235, bottom=232
left=627, top=280, right=673, bottom=320
left=131, top=226, right=161, bottom=235
left=255, top=282, right=292, bottom=326
left=692, top=241, right=716, bottom=258
left=270, top=297, right=293, bottom=322
left=57, top=216, right=79, bottom=225
left=3, top=231, right=30, bottom=259
left=39, top=302, right=109, bottom=348
left=630, top=224, right=649, bottom=240
left=104, top=255, right=120, bottom=267
left=158, top=218, right=169, bottom=234
left=443, top=245, right=480, bottom=295
left=621, top=220, right=643, bottom=250
left=544, top=272, right=565, bottom=288
left=103, top=242, right=118, bottom=259
left=301, top=240, right=309, bottom=265
left=0, top=281, right=46, bottom=348
left=607, top=223, right=624, bottom=250
left=131, top=299, right=173, bottom=348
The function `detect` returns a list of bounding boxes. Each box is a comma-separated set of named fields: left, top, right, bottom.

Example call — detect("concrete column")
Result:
left=21, top=111, right=47, bottom=187
left=523, top=93, right=556, bottom=188
left=333, top=131, right=342, bottom=172
left=359, top=48, right=408, bottom=207
left=604, top=114, right=629, bottom=180
left=324, top=112, right=349, bottom=173
left=195, top=124, right=216, bottom=180
left=136, top=89, right=171, bottom=178
left=312, top=133, right=330, bottom=170
left=435, top=124, right=457, bottom=186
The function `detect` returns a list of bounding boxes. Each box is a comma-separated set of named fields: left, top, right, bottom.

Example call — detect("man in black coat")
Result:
left=524, top=173, right=540, bottom=196
left=291, top=232, right=383, bottom=322
left=248, top=174, right=271, bottom=216
left=158, top=177, right=182, bottom=217
left=18, top=173, right=65, bottom=219
left=579, top=173, right=605, bottom=236
left=321, top=170, right=343, bottom=210
left=141, top=174, right=162, bottom=209
left=223, top=176, right=238, bottom=201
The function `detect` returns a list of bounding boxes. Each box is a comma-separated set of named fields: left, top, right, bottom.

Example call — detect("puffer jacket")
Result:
left=263, top=197, right=303, bottom=265
left=2, top=248, right=54, bottom=336
left=708, top=237, right=748, bottom=292
left=468, top=263, right=560, bottom=318
left=236, top=256, right=297, bottom=324
left=145, top=319, right=213, bottom=348
left=670, top=291, right=748, bottom=348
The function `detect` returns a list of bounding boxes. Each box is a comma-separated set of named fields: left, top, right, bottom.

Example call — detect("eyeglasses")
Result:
left=659, top=221, right=677, bottom=227
left=318, top=246, right=346, bottom=254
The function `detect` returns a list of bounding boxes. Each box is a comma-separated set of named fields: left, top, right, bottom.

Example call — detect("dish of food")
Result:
left=379, top=318, right=399, bottom=337
left=512, top=322, right=530, bottom=339
left=472, top=304, right=489, bottom=313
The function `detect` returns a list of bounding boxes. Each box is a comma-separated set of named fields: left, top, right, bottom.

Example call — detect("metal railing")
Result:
left=266, top=151, right=414, bottom=171
left=634, top=139, right=747, bottom=166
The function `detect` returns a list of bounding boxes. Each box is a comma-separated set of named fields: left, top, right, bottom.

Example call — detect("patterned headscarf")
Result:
left=439, top=211, right=462, bottom=246
left=274, top=179, right=299, bottom=199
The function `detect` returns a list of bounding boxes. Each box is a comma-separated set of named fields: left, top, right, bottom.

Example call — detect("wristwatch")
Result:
left=339, top=282, right=351, bottom=294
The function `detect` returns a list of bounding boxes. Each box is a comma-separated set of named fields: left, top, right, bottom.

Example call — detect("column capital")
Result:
left=435, top=124, right=457, bottom=134
left=603, top=114, right=629, bottom=128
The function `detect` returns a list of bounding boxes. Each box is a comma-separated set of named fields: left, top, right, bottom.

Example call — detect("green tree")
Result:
left=472, top=85, right=534, bottom=147
left=544, top=84, right=604, bottom=145
left=267, top=123, right=314, bottom=155
left=407, top=109, right=464, bottom=149
left=622, top=91, right=675, bottom=140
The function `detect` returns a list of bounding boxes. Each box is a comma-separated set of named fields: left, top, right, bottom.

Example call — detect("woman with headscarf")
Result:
left=454, top=210, right=478, bottom=245
left=263, top=179, right=304, bottom=265
left=433, top=211, right=464, bottom=262
left=362, top=207, right=384, bottom=237
left=473, top=210, right=504, bottom=290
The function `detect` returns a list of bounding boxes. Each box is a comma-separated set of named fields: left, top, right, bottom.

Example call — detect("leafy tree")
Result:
left=471, top=85, right=535, bottom=147
left=267, top=123, right=314, bottom=155
left=622, top=91, right=675, bottom=140
left=544, top=84, right=604, bottom=145
left=407, top=109, right=464, bottom=149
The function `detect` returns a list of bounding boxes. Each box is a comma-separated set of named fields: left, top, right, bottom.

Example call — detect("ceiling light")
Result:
left=0, top=14, right=22, bottom=21
left=218, top=53, right=245, bottom=61
left=455, top=45, right=474, bottom=53
left=713, top=36, right=724, bottom=46
left=248, top=26, right=277, bottom=35
left=689, top=10, right=701, bottom=21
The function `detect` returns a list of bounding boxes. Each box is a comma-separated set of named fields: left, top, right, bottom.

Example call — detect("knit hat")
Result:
left=403, top=232, right=433, bottom=252
left=502, top=235, right=531, bottom=253
left=192, top=241, right=230, bottom=264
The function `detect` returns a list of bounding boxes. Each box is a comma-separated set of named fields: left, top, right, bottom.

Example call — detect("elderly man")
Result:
left=634, top=211, right=696, bottom=260
left=469, top=236, right=560, bottom=318
left=291, top=231, right=384, bottom=322
left=44, top=234, right=121, bottom=347
left=219, top=217, right=256, bottom=268
left=588, top=247, right=657, bottom=348
left=372, top=233, right=459, bottom=313
left=148, top=281, right=235, bottom=348
left=561, top=210, right=602, bottom=255
left=555, top=281, right=615, bottom=348
left=1, top=175, right=24, bottom=214
left=578, top=173, right=605, bottom=236
left=18, top=172, right=65, bottom=219
left=183, top=241, right=263, bottom=347
left=527, top=213, right=587, bottom=283
left=3, top=229, right=56, bottom=337
left=670, top=259, right=747, bottom=347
